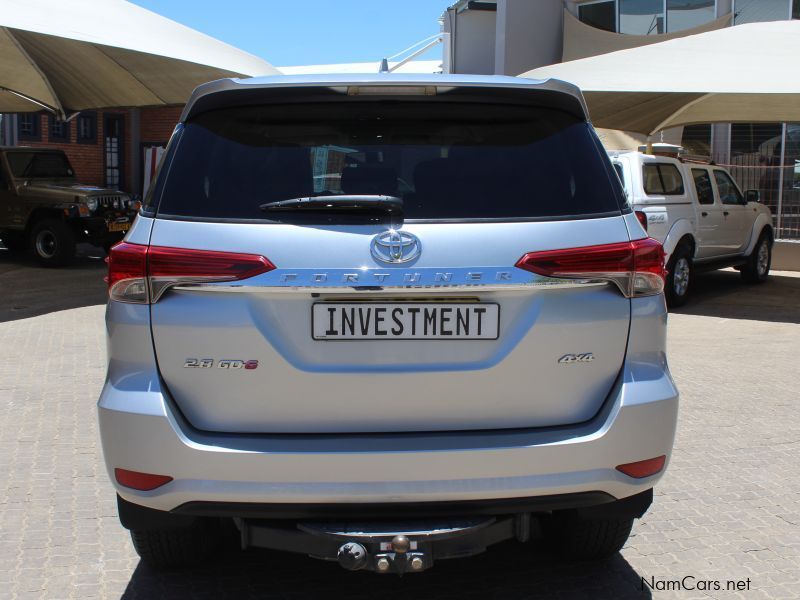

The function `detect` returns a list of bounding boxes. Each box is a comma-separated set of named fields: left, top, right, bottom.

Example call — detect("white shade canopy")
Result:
left=0, top=0, right=278, bottom=117
left=522, top=20, right=800, bottom=135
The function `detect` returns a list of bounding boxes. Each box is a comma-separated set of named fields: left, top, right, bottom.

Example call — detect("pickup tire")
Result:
left=546, top=511, right=633, bottom=560
left=740, top=232, right=771, bottom=284
left=29, top=219, right=75, bottom=267
left=665, top=243, right=693, bottom=307
left=130, top=522, right=220, bottom=570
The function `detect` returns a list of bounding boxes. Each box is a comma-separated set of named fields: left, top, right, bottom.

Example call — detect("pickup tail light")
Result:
left=107, top=242, right=275, bottom=304
left=634, top=210, right=648, bottom=232
left=515, top=238, right=666, bottom=298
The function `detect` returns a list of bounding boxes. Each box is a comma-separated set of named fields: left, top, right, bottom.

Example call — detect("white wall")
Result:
left=444, top=6, right=497, bottom=74
left=495, top=0, right=563, bottom=75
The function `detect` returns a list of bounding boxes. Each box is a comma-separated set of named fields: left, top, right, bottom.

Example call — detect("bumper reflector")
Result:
left=114, top=468, right=173, bottom=491
left=615, top=455, right=666, bottom=479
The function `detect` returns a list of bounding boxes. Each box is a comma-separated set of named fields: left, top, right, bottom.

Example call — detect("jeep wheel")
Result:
left=30, top=219, right=75, bottom=267
left=741, top=233, right=771, bottom=284
left=546, top=512, right=634, bottom=560
left=130, top=522, right=220, bottom=570
left=665, top=244, right=693, bottom=307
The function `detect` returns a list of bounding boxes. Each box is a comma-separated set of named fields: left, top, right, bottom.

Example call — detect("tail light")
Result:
left=635, top=210, right=648, bottom=232
left=107, top=242, right=275, bottom=304
left=515, top=238, right=666, bottom=298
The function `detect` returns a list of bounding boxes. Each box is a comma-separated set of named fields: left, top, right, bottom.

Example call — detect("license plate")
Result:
left=107, top=221, right=130, bottom=232
left=312, top=303, right=499, bottom=340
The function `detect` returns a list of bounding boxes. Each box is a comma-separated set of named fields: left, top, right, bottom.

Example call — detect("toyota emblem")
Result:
left=370, top=230, right=421, bottom=264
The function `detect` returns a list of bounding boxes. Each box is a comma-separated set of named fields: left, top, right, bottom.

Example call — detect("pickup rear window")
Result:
left=642, top=163, right=684, bottom=196
left=152, top=102, right=623, bottom=222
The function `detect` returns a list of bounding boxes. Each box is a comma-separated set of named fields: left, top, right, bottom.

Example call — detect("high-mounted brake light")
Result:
left=515, top=238, right=666, bottom=298
left=107, top=243, right=275, bottom=304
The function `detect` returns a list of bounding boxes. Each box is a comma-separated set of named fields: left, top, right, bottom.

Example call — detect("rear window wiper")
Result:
left=260, top=195, right=403, bottom=214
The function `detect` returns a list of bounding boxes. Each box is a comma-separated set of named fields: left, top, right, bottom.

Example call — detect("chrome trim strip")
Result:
left=172, top=280, right=607, bottom=295
left=158, top=268, right=613, bottom=299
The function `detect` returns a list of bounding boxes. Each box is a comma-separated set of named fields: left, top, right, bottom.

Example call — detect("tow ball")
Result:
left=337, top=535, right=428, bottom=574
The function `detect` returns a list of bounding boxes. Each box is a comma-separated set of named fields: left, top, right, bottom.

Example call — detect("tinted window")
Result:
left=6, top=152, right=74, bottom=178
left=713, top=170, right=744, bottom=205
left=620, top=0, right=664, bottom=34
left=579, top=1, right=616, bottom=32
left=643, top=163, right=685, bottom=195
left=156, top=102, right=622, bottom=223
left=691, top=169, right=714, bottom=205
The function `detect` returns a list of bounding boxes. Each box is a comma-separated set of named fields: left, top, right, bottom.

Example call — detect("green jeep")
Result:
left=0, top=147, right=138, bottom=266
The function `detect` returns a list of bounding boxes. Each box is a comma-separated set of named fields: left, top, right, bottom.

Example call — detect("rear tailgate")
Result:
left=145, top=82, right=634, bottom=433
left=149, top=218, right=632, bottom=433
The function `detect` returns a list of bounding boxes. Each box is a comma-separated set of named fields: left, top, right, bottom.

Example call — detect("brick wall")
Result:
left=140, top=107, right=182, bottom=144
left=14, top=106, right=183, bottom=194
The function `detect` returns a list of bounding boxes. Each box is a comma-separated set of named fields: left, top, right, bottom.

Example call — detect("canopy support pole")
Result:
left=777, top=122, right=787, bottom=236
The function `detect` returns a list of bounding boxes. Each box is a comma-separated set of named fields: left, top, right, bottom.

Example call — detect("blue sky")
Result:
left=129, top=1, right=452, bottom=67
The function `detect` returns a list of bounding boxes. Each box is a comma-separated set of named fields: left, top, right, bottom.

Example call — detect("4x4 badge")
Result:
left=558, top=353, right=595, bottom=364
left=370, top=230, right=421, bottom=264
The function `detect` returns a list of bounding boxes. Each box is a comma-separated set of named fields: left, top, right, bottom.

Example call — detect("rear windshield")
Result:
left=642, top=163, right=685, bottom=196
left=154, top=102, right=623, bottom=222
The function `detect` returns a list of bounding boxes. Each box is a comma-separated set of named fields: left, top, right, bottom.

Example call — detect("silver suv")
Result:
left=99, top=74, right=679, bottom=573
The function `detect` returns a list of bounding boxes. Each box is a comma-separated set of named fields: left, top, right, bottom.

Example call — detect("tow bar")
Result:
left=234, top=514, right=532, bottom=574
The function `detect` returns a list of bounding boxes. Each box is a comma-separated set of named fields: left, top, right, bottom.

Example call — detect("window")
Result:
left=619, top=0, right=664, bottom=34
left=48, top=116, right=70, bottom=142
left=579, top=0, right=617, bottom=32
left=794, top=0, right=800, bottom=18
left=17, top=113, right=40, bottom=141
left=667, top=0, right=715, bottom=32
left=643, top=163, right=685, bottom=195
left=734, top=0, right=790, bottom=24
left=155, top=102, right=624, bottom=222
left=692, top=169, right=715, bottom=205
left=713, top=170, right=744, bottom=205
left=77, top=112, right=97, bottom=144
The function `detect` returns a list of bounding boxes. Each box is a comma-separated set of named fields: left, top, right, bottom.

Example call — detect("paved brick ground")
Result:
left=0, top=270, right=799, bottom=599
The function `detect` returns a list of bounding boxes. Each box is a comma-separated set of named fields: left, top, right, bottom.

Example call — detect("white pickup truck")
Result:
left=610, top=150, right=774, bottom=306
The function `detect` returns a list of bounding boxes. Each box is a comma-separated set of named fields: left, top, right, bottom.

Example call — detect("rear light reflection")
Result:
left=114, top=468, right=173, bottom=491
left=107, top=243, right=275, bottom=304
left=615, top=455, right=666, bottom=479
left=515, top=238, right=666, bottom=298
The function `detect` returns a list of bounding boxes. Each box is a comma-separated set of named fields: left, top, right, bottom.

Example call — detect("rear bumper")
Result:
left=98, top=361, right=678, bottom=513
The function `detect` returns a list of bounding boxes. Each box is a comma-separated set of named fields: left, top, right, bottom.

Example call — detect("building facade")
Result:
left=442, top=0, right=800, bottom=239
left=1, top=106, right=182, bottom=197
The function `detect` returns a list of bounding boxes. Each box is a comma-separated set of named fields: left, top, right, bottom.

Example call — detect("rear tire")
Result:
left=29, top=219, right=75, bottom=267
left=665, top=243, right=693, bottom=307
left=740, top=232, right=771, bottom=284
left=547, top=512, right=634, bottom=560
left=130, top=522, right=220, bottom=570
